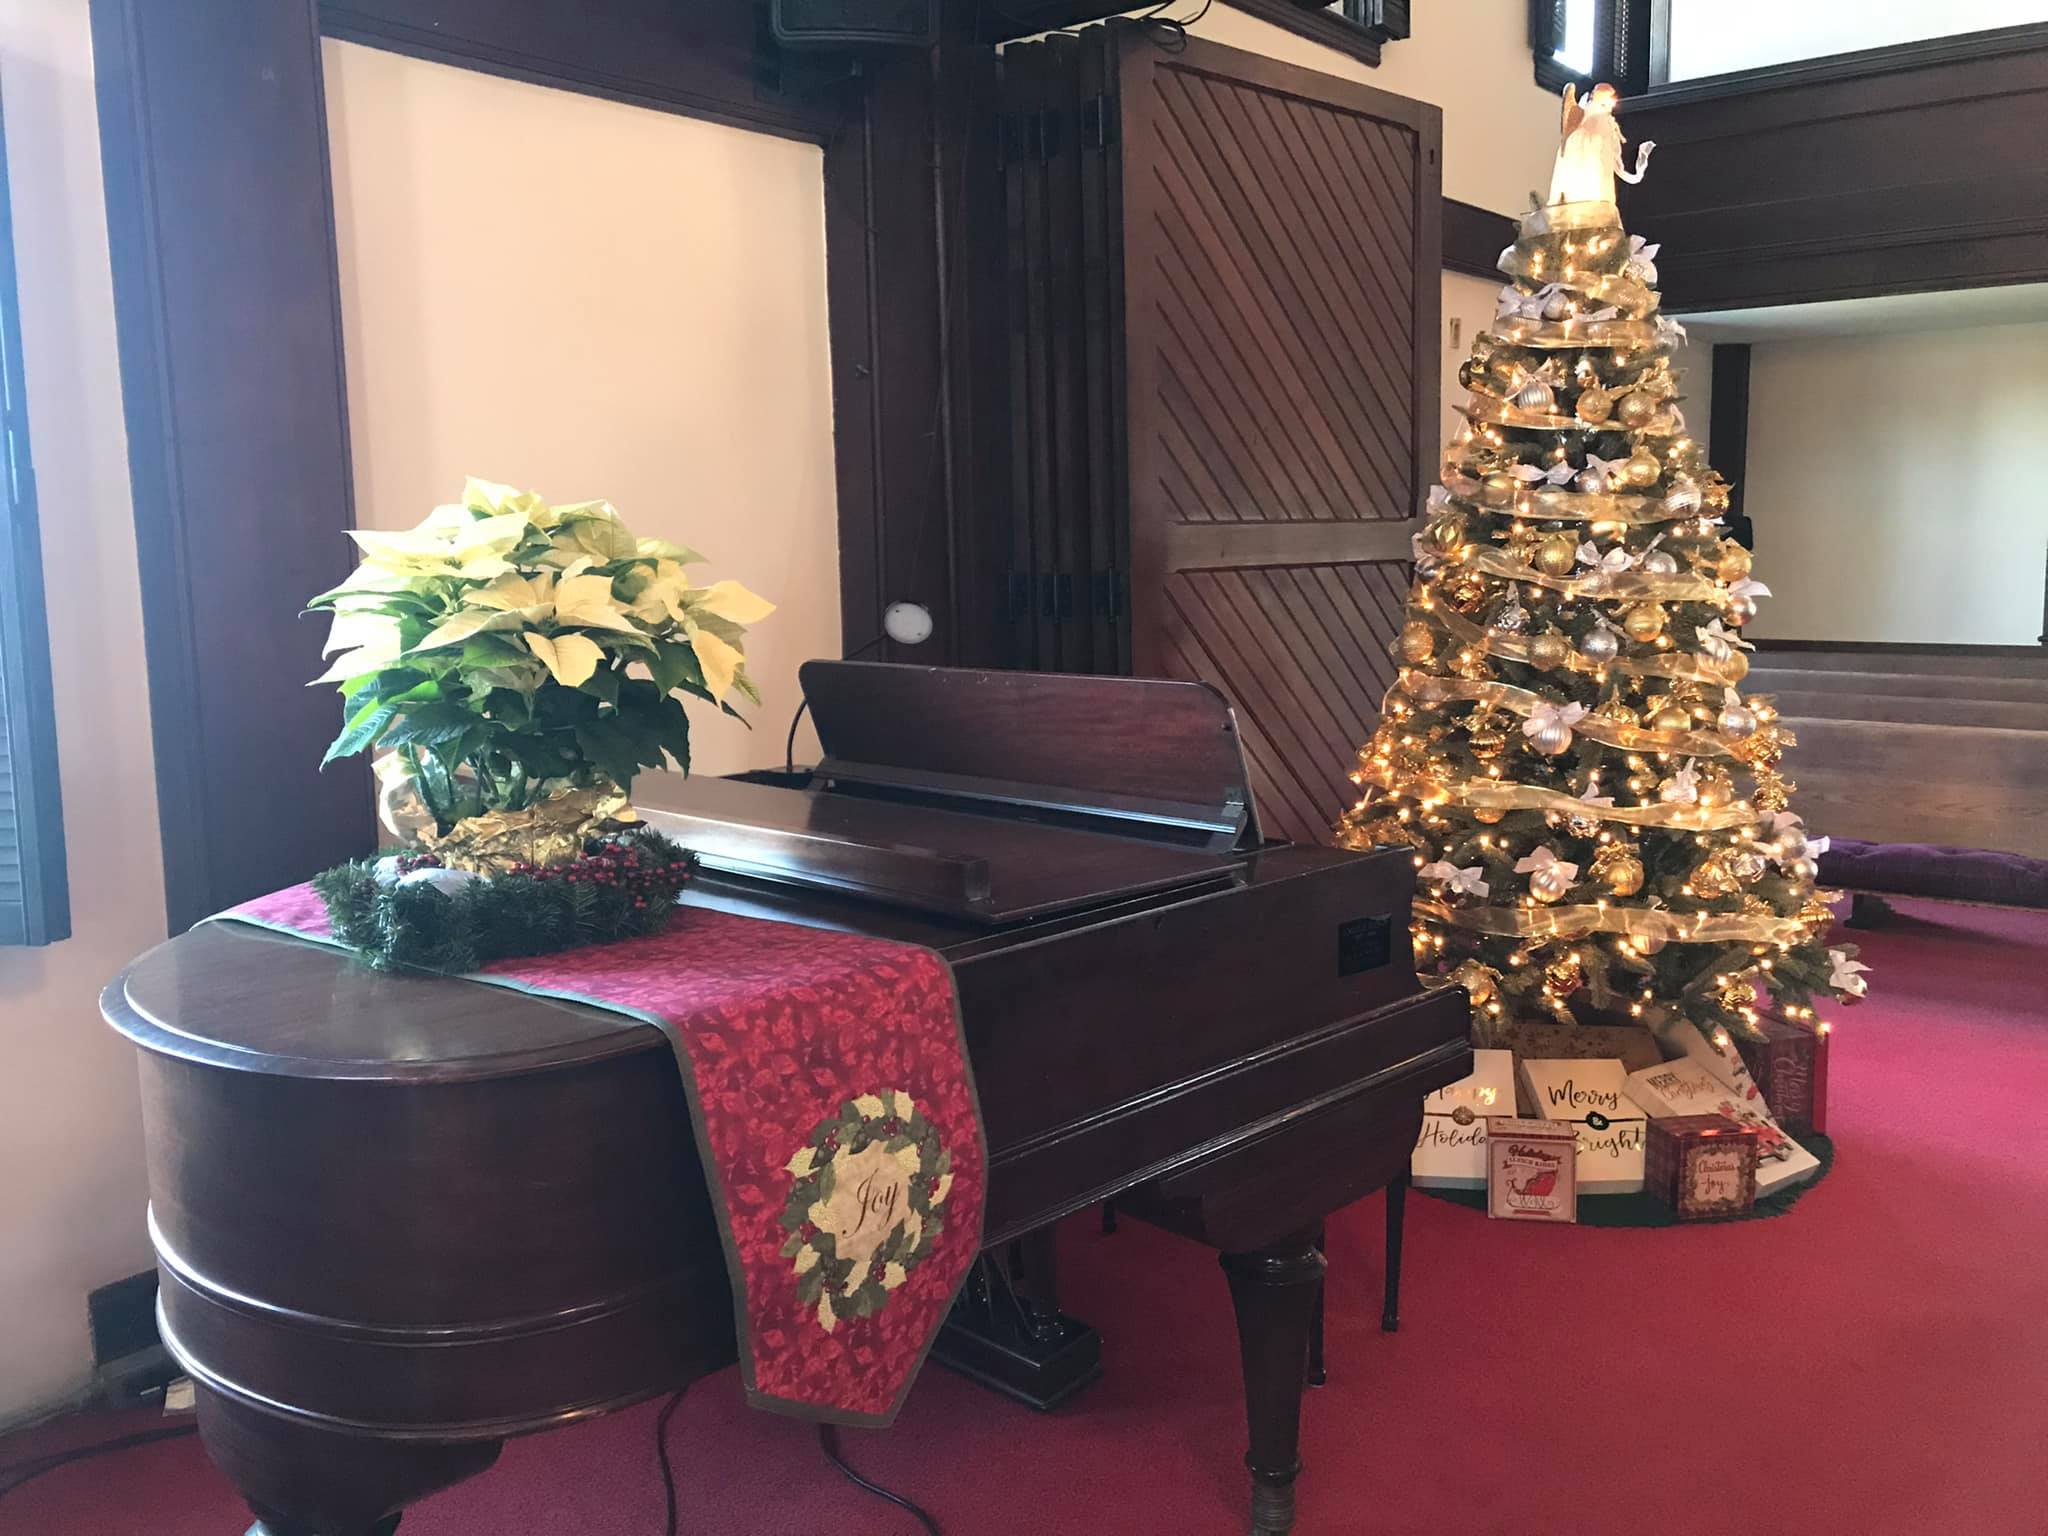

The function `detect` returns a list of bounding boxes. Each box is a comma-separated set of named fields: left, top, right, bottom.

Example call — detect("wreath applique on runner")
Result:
left=781, top=1090, right=956, bottom=1332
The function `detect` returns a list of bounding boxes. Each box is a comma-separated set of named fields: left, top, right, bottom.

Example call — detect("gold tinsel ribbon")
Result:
left=1485, top=316, right=1664, bottom=352
left=1363, top=768, right=1757, bottom=832
left=1415, top=895, right=1811, bottom=947
left=1423, top=602, right=1746, bottom=689
left=1438, top=470, right=1702, bottom=526
left=1457, top=546, right=1723, bottom=604
left=1490, top=265, right=1655, bottom=315
left=1394, top=673, right=1737, bottom=759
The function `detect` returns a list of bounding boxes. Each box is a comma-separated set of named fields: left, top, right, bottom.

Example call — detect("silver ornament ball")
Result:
left=1525, top=717, right=1575, bottom=756
left=1641, top=550, right=1679, bottom=575
left=1578, top=625, right=1620, bottom=664
left=1531, top=863, right=1575, bottom=901
left=1489, top=598, right=1530, bottom=635
left=1719, top=705, right=1759, bottom=740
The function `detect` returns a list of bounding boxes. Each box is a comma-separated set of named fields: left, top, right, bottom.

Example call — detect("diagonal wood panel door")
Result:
left=1117, top=34, right=1440, bottom=845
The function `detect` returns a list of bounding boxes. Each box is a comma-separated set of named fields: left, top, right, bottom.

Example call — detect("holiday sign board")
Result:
left=1516, top=1057, right=1647, bottom=1195
left=1412, top=1048, right=1516, bottom=1189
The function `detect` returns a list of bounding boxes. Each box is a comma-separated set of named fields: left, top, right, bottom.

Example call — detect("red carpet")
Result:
left=8, top=898, right=2047, bottom=1535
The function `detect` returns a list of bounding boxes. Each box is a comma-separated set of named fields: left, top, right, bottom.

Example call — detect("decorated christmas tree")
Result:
left=1338, top=85, right=1868, bottom=1053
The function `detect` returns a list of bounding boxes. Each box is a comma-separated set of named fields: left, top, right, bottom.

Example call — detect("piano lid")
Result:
left=635, top=664, right=1264, bottom=924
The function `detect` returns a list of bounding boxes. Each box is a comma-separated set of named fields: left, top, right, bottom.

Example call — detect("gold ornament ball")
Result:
left=1615, top=391, right=1656, bottom=429
left=1398, top=621, right=1437, bottom=664
left=1624, top=602, right=1667, bottom=643
left=1722, top=649, right=1750, bottom=682
left=1473, top=806, right=1506, bottom=824
left=1534, top=534, right=1578, bottom=577
left=1623, top=449, right=1662, bottom=488
left=1717, top=541, right=1753, bottom=582
left=1429, top=516, right=1466, bottom=553
left=1527, top=632, right=1571, bottom=671
left=1649, top=704, right=1691, bottom=733
left=1530, top=862, right=1576, bottom=902
left=1593, top=844, right=1645, bottom=896
left=1698, top=774, right=1734, bottom=809
left=1789, top=855, right=1820, bottom=883
left=1481, top=472, right=1516, bottom=507
left=1575, top=385, right=1614, bottom=424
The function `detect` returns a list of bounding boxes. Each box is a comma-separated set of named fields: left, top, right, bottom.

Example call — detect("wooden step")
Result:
left=1763, top=691, right=2048, bottom=731
left=1748, top=668, right=2048, bottom=704
left=1781, top=717, right=2048, bottom=859
left=1751, top=647, right=2048, bottom=678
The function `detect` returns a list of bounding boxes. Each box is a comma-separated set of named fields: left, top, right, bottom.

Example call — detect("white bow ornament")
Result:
left=1420, top=862, right=1492, bottom=899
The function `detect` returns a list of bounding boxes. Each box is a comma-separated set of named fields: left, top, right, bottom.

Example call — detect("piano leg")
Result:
left=1306, top=1224, right=1327, bottom=1388
left=1221, top=1234, right=1326, bottom=1536
left=195, top=1385, right=501, bottom=1535
left=1382, top=1168, right=1408, bottom=1334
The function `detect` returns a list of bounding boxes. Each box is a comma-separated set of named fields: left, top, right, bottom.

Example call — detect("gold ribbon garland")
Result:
left=1437, top=471, right=1696, bottom=526
left=1486, top=316, right=1663, bottom=352
left=1422, top=601, right=1747, bottom=689
left=1457, top=545, right=1724, bottom=604
left=1415, top=895, right=1813, bottom=947
left=1363, top=767, right=1758, bottom=832
left=1394, top=673, right=1737, bottom=759
left=1460, top=392, right=1681, bottom=435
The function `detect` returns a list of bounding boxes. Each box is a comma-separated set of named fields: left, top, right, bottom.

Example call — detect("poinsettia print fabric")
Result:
left=214, top=888, right=985, bottom=1425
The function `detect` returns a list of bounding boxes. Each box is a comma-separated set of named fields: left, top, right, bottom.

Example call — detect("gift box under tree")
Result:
left=1737, top=1014, right=1830, bottom=1136
left=1646, top=1113, right=1758, bottom=1220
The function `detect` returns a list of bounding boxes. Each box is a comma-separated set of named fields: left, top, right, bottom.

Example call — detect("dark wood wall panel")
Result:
left=1160, top=562, right=1410, bottom=845
left=1120, top=35, right=1439, bottom=847
left=92, top=0, right=373, bottom=931
left=1625, top=27, right=2048, bottom=309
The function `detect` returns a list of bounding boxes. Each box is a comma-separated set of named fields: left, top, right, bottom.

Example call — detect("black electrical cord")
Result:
left=654, top=1387, right=689, bottom=1536
left=818, top=1424, right=943, bottom=1536
left=783, top=629, right=894, bottom=774
left=0, top=1422, right=199, bottom=1507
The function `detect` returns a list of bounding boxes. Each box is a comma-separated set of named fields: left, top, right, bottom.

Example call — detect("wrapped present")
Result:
left=1412, top=1048, right=1515, bottom=1189
left=1625, top=1056, right=1820, bottom=1196
left=1736, top=1015, right=1830, bottom=1136
left=1516, top=1057, right=1648, bottom=1195
left=1485, top=1117, right=1579, bottom=1223
left=1497, top=1020, right=1663, bottom=1073
left=1646, top=1114, right=1759, bottom=1220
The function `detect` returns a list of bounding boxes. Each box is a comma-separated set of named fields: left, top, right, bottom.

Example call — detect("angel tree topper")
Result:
left=1547, top=83, right=1654, bottom=208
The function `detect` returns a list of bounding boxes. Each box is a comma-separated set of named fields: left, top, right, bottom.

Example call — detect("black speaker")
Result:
left=770, top=0, right=938, bottom=47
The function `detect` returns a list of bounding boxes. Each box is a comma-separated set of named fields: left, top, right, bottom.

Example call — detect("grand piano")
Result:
left=102, top=663, right=1469, bottom=1535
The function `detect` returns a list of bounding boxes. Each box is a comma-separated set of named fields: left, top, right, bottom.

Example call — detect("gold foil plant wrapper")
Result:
left=419, top=784, right=639, bottom=875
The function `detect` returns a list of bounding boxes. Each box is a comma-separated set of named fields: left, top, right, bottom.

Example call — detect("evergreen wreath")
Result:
left=312, top=827, right=696, bottom=973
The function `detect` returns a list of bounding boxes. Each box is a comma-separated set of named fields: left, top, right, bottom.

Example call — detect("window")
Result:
left=0, top=86, right=69, bottom=947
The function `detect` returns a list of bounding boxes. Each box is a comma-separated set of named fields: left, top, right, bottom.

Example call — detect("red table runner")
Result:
left=215, top=885, right=987, bottom=1426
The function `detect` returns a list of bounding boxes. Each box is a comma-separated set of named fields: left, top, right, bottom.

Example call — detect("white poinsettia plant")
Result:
left=308, top=478, right=772, bottom=832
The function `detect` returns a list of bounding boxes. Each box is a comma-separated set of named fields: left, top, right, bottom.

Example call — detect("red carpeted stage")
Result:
left=8, top=898, right=2046, bottom=1535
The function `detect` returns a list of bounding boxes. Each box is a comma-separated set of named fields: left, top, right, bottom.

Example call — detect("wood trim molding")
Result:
left=1224, top=0, right=1383, bottom=70
left=1442, top=198, right=1513, bottom=280
left=1707, top=343, right=1750, bottom=549
left=316, top=1, right=841, bottom=144
left=91, top=0, right=373, bottom=931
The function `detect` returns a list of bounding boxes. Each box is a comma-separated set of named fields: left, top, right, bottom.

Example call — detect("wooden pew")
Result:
left=1779, top=717, right=2048, bottom=860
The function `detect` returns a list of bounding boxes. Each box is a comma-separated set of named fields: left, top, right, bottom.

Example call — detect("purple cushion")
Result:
left=1819, top=839, right=2048, bottom=908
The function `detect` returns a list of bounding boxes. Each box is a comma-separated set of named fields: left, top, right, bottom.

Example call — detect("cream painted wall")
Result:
left=323, top=40, right=840, bottom=776
left=1192, top=1, right=1561, bottom=216
left=1741, top=324, right=2048, bottom=645
left=1439, top=269, right=1502, bottom=447
left=0, top=0, right=162, bottom=1423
